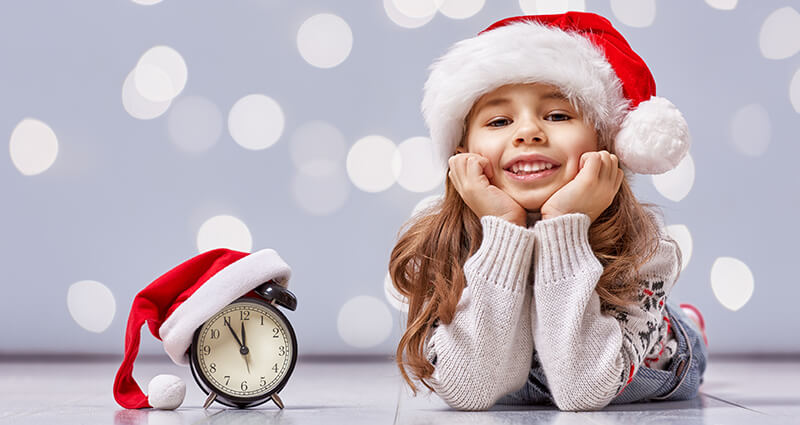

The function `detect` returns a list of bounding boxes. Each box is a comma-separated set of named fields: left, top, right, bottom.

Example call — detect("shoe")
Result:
left=679, top=303, right=708, bottom=347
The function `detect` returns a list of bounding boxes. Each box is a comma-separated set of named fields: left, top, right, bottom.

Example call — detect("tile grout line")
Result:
left=702, top=392, right=770, bottom=416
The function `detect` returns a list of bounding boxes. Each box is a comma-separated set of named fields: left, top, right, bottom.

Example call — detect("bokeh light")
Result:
left=790, top=68, right=800, bottom=113
left=290, top=120, right=346, bottom=177
left=228, top=94, right=285, bottom=150
left=337, top=295, right=393, bottom=348
left=665, top=224, right=693, bottom=271
left=518, top=0, right=585, bottom=14
left=411, top=194, right=443, bottom=218
left=9, top=118, right=59, bottom=176
left=610, top=0, right=656, bottom=28
left=730, top=104, right=770, bottom=157
left=384, top=273, right=409, bottom=313
left=346, top=135, right=398, bottom=193
left=167, top=95, right=223, bottom=153
left=297, top=13, right=353, bottom=69
left=393, top=136, right=445, bottom=193
left=292, top=169, right=350, bottom=216
left=134, top=46, right=188, bottom=102
left=122, top=69, right=172, bottom=120
left=711, top=257, right=755, bottom=311
left=651, top=153, right=695, bottom=202
left=196, top=215, right=253, bottom=253
left=392, top=0, right=438, bottom=19
left=759, top=7, right=800, bottom=60
left=384, top=0, right=435, bottom=28
left=436, top=0, right=484, bottom=19
left=704, top=0, right=737, bottom=10
left=67, top=280, right=116, bottom=333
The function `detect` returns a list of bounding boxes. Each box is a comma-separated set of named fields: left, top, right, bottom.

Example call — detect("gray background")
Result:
left=1, top=0, right=798, bottom=358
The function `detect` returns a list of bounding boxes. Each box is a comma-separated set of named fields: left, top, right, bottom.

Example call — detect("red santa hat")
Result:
left=113, top=248, right=291, bottom=409
left=422, top=11, right=690, bottom=175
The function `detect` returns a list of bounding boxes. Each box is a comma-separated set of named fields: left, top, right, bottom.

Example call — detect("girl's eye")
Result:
left=488, top=118, right=511, bottom=127
left=546, top=113, right=570, bottom=122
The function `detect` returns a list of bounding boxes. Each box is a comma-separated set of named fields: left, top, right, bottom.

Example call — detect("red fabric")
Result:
left=480, top=12, right=656, bottom=108
left=113, top=248, right=249, bottom=409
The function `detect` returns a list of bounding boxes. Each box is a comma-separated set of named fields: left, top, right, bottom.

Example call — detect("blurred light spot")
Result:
left=9, top=118, right=58, bottom=176
left=610, top=0, right=656, bottom=28
left=122, top=69, right=171, bottom=120
left=167, top=96, right=223, bottom=153
left=711, top=257, right=754, bottom=311
left=759, top=7, right=800, bottom=60
left=393, top=137, right=445, bottom=193
left=290, top=121, right=346, bottom=177
left=228, top=94, right=284, bottom=150
left=393, top=0, right=438, bottom=19
left=411, top=194, right=443, bottom=218
left=292, top=169, right=350, bottom=216
left=297, top=14, right=353, bottom=69
left=67, top=280, right=116, bottom=333
left=666, top=224, right=693, bottom=271
left=790, top=68, right=800, bottom=113
left=131, top=0, right=163, bottom=4
left=338, top=295, right=393, bottom=348
left=135, top=46, right=187, bottom=102
left=651, top=153, right=694, bottom=202
left=346, top=135, right=398, bottom=193
left=384, top=273, right=409, bottom=313
left=704, top=0, right=737, bottom=10
left=730, top=104, right=770, bottom=157
left=196, top=215, right=253, bottom=253
left=518, top=0, right=585, bottom=14
left=384, top=0, right=435, bottom=27
left=436, top=0, right=484, bottom=19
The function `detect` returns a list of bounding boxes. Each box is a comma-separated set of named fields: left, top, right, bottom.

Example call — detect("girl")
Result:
left=389, top=12, right=707, bottom=411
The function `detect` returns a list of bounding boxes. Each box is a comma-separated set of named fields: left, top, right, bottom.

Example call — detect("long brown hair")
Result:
left=388, top=129, right=661, bottom=394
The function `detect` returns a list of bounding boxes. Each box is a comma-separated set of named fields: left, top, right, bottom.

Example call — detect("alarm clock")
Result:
left=189, top=281, right=298, bottom=409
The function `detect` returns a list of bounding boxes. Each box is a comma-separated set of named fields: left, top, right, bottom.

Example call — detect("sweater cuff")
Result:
left=532, top=213, right=600, bottom=284
left=463, top=216, right=536, bottom=293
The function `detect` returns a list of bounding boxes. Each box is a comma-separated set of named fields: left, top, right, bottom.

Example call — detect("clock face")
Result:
left=192, top=298, right=296, bottom=402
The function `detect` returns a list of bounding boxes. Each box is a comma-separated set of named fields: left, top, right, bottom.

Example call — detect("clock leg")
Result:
left=271, top=393, right=284, bottom=409
left=203, top=391, right=217, bottom=409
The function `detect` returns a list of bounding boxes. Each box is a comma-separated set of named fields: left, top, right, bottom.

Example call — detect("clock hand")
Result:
left=241, top=322, right=251, bottom=373
left=225, top=320, right=245, bottom=349
left=241, top=322, right=247, bottom=348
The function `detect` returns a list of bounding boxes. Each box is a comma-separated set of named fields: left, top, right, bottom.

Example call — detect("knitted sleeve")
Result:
left=425, top=215, right=536, bottom=411
left=530, top=213, right=680, bottom=411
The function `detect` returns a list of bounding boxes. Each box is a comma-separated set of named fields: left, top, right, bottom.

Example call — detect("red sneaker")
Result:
left=680, top=303, right=708, bottom=347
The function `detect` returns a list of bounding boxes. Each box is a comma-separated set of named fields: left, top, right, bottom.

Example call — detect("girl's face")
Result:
left=462, top=83, right=599, bottom=212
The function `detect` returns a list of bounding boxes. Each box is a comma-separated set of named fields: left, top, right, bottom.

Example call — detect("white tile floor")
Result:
left=0, top=357, right=798, bottom=424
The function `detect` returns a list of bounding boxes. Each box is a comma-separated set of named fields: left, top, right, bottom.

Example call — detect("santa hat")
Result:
left=113, top=248, right=291, bottom=409
left=422, top=12, right=690, bottom=175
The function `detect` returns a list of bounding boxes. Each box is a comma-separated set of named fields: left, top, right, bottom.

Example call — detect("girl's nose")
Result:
left=513, top=118, right=545, bottom=145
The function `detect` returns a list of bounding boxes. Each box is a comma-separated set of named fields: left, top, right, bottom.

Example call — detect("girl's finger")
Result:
left=580, top=152, right=602, bottom=179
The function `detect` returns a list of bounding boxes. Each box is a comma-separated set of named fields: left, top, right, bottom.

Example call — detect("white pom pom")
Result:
left=147, top=374, right=185, bottom=410
left=615, top=97, right=690, bottom=175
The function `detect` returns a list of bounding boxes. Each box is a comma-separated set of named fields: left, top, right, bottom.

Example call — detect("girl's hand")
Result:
left=540, top=150, right=624, bottom=223
left=448, top=153, right=527, bottom=227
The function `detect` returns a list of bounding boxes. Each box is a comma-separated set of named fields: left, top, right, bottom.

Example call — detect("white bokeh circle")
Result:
left=346, top=135, right=398, bottom=193
left=610, top=0, right=656, bottom=28
left=196, top=215, right=253, bottom=253
left=759, top=7, right=800, bottom=60
left=411, top=194, right=443, bottom=218
left=730, top=104, right=770, bottom=157
left=228, top=94, right=285, bottom=150
left=436, top=0, right=484, bottom=20
left=297, top=14, right=353, bottom=69
left=790, top=68, right=800, bottom=114
left=122, top=69, right=172, bottom=120
left=384, top=0, right=435, bottom=28
left=651, top=153, right=695, bottom=202
left=384, top=273, right=409, bottom=313
left=9, top=118, right=59, bottom=176
left=67, top=280, right=116, bottom=333
left=665, top=224, right=693, bottom=271
left=337, top=295, right=393, bottom=348
left=711, top=257, right=754, bottom=311
left=704, top=0, right=737, bottom=10
left=393, top=137, right=445, bottom=193
left=131, top=0, right=163, bottom=4
left=290, top=121, right=346, bottom=177
left=393, top=0, right=438, bottom=19
left=292, top=169, right=350, bottom=216
left=135, top=46, right=188, bottom=102
left=167, top=96, right=223, bottom=154
left=518, top=0, right=585, bottom=14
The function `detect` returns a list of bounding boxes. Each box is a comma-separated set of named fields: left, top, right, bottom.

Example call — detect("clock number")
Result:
left=224, top=375, right=230, bottom=385
left=240, top=310, right=250, bottom=321
left=260, top=315, right=264, bottom=326
left=278, top=346, right=286, bottom=356
left=210, top=329, right=220, bottom=339
left=223, top=316, right=231, bottom=327
left=272, top=363, right=278, bottom=373
left=203, top=345, right=211, bottom=356
left=273, top=328, right=280, bottom=338
left=209, top=363, right=216, bottom=373
left=241, top=380, right=248, bottom=391
left=260, top=376, right=267, bottom=387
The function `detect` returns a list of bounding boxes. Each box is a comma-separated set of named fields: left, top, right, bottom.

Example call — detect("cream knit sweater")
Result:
left=425, top=213, right=681, bottom=411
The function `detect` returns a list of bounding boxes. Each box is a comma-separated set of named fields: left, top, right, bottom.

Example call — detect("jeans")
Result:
left=498, top=301, right=708, bottom=406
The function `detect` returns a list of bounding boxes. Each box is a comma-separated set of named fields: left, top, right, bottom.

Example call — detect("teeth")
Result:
left=509, top=161, right=555, bottom=174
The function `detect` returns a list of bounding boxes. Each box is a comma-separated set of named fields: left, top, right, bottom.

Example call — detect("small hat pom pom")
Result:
left=147, top=374, right=185, bottom=410
left=615, top=96, right=690, bottom=175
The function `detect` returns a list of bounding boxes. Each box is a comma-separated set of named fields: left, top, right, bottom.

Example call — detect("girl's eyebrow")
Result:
left=541, top=91, right=568, bottom=101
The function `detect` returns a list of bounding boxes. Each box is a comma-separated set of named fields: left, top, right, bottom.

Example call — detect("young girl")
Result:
left=389, top=12, right=707, bottom=411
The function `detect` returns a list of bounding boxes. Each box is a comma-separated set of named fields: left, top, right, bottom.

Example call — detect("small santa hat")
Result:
left=422, top=11, right=690, bottom=175
left=113, top=248, right=291, bottom=409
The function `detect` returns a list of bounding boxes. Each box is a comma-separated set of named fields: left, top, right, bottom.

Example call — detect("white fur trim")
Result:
left=159, top=249, right=291, bottom=365
left=422, top=20, right=629, bottom=168
left=614, top=97, right=690, bottom=174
